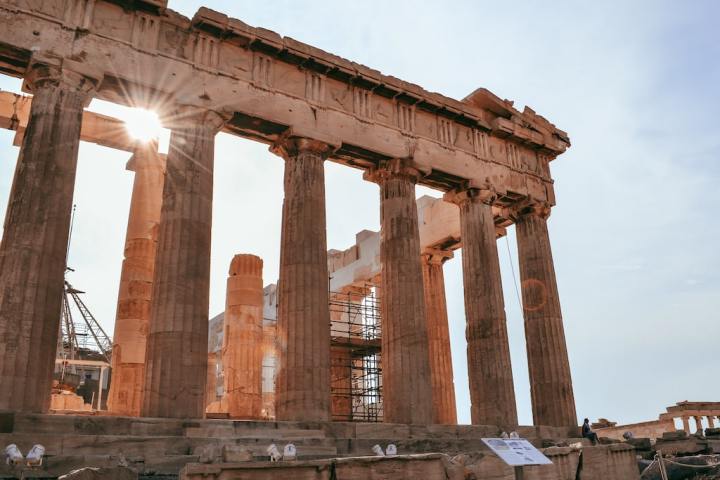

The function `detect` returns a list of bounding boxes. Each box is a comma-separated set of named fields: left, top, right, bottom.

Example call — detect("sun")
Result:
left=124, top=108, right=162, bottom=142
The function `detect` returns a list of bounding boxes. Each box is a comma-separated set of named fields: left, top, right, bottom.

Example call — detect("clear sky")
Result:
left=0, top=0, right=718, bottom=426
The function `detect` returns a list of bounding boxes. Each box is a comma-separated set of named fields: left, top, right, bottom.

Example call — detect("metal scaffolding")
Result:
left=329, top=285, right=383, bottom=422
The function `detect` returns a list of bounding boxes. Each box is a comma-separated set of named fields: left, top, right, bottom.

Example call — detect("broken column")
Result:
left=107, top=140, right=166, bottom=417
left=445, top=187, right=518, bottom=426
left=0, top=59, right=97, bottom=412
left=223, top=254, right=264, bottom=419
left=420, top=250, right=457, bottom=425
left=364, top=158, right=433, bottom=425
left=272, top=137, right=334, bottom=421
left=515, top=202, right=577, bottom=427
left=142, top=106, right=225, bottom=418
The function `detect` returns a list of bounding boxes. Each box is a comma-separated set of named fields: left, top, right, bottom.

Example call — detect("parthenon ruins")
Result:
left=2, top=1, right=701, bottom=479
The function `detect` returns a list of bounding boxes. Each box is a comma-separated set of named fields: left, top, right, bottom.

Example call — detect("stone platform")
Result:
left=0, top=413, right=638, bottom=479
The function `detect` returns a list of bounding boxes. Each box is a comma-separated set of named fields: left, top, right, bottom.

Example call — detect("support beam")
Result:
left=0, top=60, right=97, bottom=413
left=107, top=140, right=166, bottom=417
left=141, top=106, right=225, bottom=418
left=445, top=187, right=518, bottom=426
left=515, top=203, right=577, bottom=427
left=272, top=137, right=334, bottom=422
left=421, top=250, right=457, bottom=425
left=364, top=158, right=433, bottom=425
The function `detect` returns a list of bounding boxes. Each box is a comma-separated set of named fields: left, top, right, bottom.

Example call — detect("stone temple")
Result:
left=0, top=1, right=714, bottom=479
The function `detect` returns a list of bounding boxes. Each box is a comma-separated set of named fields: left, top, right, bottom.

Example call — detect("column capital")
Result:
left=270, top=135, right=338, bottom=160
left=23, top=54, right=101, bottom=103
left=164, top=105, right=228, bottom=133
left=443, top=185, right=497, bottom=206
left=126, top=140, right=166, bottom=173
left=512, top=197, right=552, bottom=221
left=421, top=248, right=454, bottom=265
left=363, top=158, right=425, bottom=184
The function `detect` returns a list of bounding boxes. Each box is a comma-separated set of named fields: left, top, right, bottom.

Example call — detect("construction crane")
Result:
left=56, top=204, right=113, bottom=364
left=57, top=280, right=113, bottom=363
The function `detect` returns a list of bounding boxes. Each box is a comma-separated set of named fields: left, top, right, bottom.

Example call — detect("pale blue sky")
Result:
left=0, top=0, right=717, bottom=426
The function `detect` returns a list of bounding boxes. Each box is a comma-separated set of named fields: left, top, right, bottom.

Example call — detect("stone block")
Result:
left=222, top=445, right=252, bottom=463
left=626, top=437, right=652, bottom=450
left=334, top=454, right=448, bottom=480
left=456, top=453, right=514, bottom=480
left=354, top=423, right=410, bottom=439
left=58, top=466, right=137, bottom=479
left=661, top=430, right=688, bottom=440
left=180, top=461, right=333, bottom=480
left=654, top=437, right=709, bottom=456
left=706, top=427, right=720, bottom=437
left=578, top=445, right=639, bottom=480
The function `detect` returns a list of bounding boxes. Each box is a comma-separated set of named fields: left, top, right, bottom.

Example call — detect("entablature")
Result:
left=0, top=0, right=570, bottom=207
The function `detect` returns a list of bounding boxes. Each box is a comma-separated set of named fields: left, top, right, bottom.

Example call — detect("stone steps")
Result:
left=0, top=414, right=585, bottom=478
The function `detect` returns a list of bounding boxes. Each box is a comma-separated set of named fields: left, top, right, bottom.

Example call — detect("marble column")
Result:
left=708, top=416, right=716, bottom=428
left=0, top=61, right=97, bottom=412
left=445, top=188, right=518, bottom=426
left=223, top=254, right=264, bottom=419
left=272, top=137, right=334, bottom=421
left=420, top=250, right=457, bottom=425
left=694, top=416, right=703, bottom=433
left=364, top=158, right=433, bottom=425
left=141, top=107, right=225, bottom=418
left=682, top=416, right=690, bottom=433
left=515, top=203, right=577, bottom=427
left=107, top=141, right=166, bottom=417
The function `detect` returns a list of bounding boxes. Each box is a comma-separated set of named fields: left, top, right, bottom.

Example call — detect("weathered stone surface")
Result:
left=273, top=138, right=334, bottom=422
left=108, top=141, right=166, bottom=417
left=222, top=445, right=253, bottom=463
left=364, top=159, right=433, bottom=425
left=577, top=444, right=639, bottom=480
left=516, top=205, right=576, bottom=427
left=421, top=251, right=457, bottom=425
left=0, top=59, right=97, bottom=413
left=446, top=187, right=518, bottom=426
left=223, top=254, right=264, bottom=419
left=58, top=466, right=137, bottom=480
left=142, top=107, right=225, bottom=419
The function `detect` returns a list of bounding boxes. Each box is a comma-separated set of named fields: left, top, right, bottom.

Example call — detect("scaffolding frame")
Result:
left=329, top=284, right=383, bottom=422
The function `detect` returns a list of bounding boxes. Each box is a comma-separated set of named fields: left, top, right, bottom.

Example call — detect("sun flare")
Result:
left=124, top=108, right=162, bottom=142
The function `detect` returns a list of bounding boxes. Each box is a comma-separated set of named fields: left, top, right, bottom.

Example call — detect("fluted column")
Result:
left=141, top=106, right=225, bottom=418
left=223, top=254, right=264, bottom=419
left=107, top=141, right=166, bottom=417
left=708, top=416, right=716, bottom=429
left=682, top=416, right=690, bottom=433
left=445, top=187, right=518, bottom=425
left=0, top=59, right=97, bottom=412
left=364, top=158, right=433, bottom=425
left=421, top=250, right=457, bottom=425
left=515, top=202, right=577, bottom=427
left=272, top=137, right=334, bottom=421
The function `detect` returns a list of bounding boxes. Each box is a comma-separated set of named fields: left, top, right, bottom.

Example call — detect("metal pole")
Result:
left=514, top=466, right=524, bottom=480
left=97, top=366, right=105, bottom=411
left=657, top=450, right=669, bottom=480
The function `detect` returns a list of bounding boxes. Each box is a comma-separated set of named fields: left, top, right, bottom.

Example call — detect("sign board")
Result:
left=481, top=438, right=553, bottom=467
